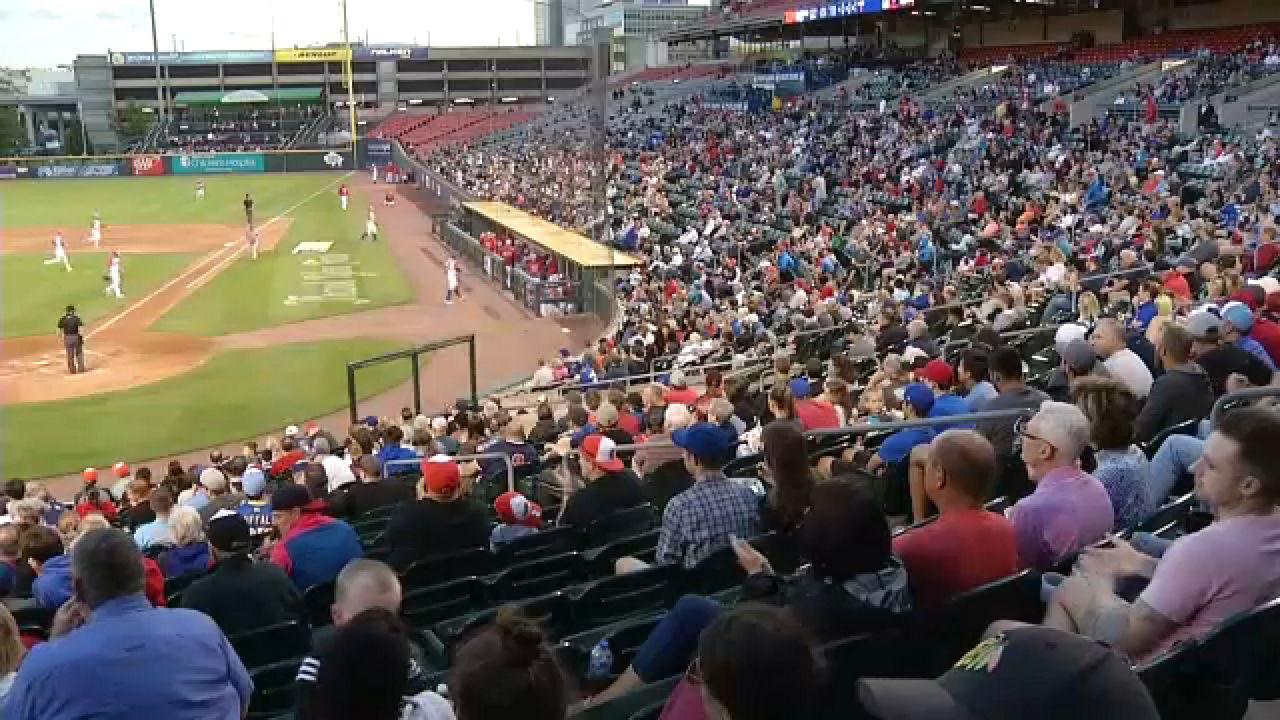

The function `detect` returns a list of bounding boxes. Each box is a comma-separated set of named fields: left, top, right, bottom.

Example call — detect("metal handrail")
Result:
left=526, top=357, right=761, bottom=396
left=1210, top=387, right=1280, bottom=427
left=383, top=451, right=516, bottom=494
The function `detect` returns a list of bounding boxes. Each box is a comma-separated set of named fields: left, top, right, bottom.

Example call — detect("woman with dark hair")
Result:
left=766, top=383, right=799, bottom=429
left=758, top=423, right=815, bottom=533
left=1071, top=377, right=1153, bottom=530
left=301, top=607, right=453, bottom=720
left=589, top=479, right=911, bottom=706
left=683, top=604, right=827, bottom=720
left=450, top=607, right=566, bottom=720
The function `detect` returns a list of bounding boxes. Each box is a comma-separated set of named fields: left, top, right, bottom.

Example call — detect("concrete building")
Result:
left=0, top=67, right=83, bottom=152
left=568, top=1, right=711, bottom=71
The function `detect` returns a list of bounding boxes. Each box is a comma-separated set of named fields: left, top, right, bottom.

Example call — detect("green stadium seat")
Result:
left=229, top=620, right=312, bottom=671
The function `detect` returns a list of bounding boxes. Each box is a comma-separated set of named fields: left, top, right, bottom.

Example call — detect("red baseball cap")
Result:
left=421, top=455, right=461, bottom=495
left=918, top=358, right=954, bottom=387
left=494, top=491, right=543, bottom=528
left=581, top=434, right=625, bottom=472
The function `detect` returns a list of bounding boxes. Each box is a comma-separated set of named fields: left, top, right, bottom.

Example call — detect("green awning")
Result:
left=172, top=87, right=323, bottom=105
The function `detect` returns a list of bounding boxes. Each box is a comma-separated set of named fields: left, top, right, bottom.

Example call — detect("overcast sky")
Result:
left=0, top=0, right=539, bottom=67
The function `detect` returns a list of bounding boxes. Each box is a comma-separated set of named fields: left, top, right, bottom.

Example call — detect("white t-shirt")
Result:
left=321, top=454, right=357, bottom=493
left=1104, top=348, right=1154, bottom=398
left=402, top=691, right=455, bottom=720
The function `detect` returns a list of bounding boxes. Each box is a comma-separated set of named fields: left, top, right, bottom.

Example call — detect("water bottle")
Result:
left=586, top=639, right=614, bottom=680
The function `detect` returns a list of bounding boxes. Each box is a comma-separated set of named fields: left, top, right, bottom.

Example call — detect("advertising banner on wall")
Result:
left=263, top=151, right=353, bottom=173
left=35, top=163, right=121, bottom=178
left=109, top=50, right=273, bottom=65
left=169, top=153, right=266, bottom=174
left=130, top=155, right=166, bottom=177
left=0, top=165, right=17, bottom=180
left=274, top=48, right=351, bottom=63
left=366, top=139, right=393, bottom=163
left=353, top=47, right=429, bottom=61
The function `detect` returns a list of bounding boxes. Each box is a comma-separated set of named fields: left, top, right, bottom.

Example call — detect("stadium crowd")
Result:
left=3, top=30, right=1280, bottom=720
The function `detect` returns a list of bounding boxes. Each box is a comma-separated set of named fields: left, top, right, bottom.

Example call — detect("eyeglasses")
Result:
left=684, top=658, right=704, bottom=686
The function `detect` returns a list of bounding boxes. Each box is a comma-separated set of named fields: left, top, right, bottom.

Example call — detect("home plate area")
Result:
left=284, top=244, right=377, bottom=307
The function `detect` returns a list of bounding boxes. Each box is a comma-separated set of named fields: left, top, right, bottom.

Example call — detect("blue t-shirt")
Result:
left=238, top=499, right=273, bottom=538
left=928, top=393, right=974, bottom=430
left=878, top=427, right=936, bottom=464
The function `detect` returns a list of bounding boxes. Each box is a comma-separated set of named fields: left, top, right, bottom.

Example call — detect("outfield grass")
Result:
left=0, top=174, right=347, bottom=227
left=1, top=252, right=195, bottom=337
left=0, top=338, right=413, bottom=478
left=151, top=187, right=414, bottom=335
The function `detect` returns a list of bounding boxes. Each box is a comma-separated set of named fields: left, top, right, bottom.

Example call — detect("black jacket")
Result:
left=386, top=498, right=490, bottom=571
left=559, top=470, right=646, bottom=529
left=327, top=480, right=414, bottom=521
left=740, top=560, right=912, bottom=642
left=1134, top=363, right=1214, bottom=442
left=179, top=555, right=305, bottom=638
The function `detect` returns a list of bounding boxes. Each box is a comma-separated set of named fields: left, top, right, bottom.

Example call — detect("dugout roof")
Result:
left=463, top=202, right=643, bottom=269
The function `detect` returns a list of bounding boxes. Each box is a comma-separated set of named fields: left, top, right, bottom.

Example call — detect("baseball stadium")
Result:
left=2, top=0, right=1280, bottom=718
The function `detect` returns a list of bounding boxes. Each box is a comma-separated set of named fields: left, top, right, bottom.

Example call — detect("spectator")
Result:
left=3, top=529, right=252, bottom=718
left=122, top=473, right=156, bottom=531
left=23, top=526, right=69, bottom=610
left=594, top=403, right=634, bottom=446
left=133, top=488, right=175, bottom=549
left=271, top=437, right=307, bottom=477
left=1046, top=338, right=1108, bottom=403
left=756, top=421, right=815, bottom=533
left=1134, top=323, right=1214, bottom=443
left=632, top=404, right=691, bottom=478
left=864, top=383, right=936, bottom=474
left=449, top=608, right=566, bottom=720
left=664, top=370, right=699, bottom=405
left=1009, top=402, right=1114, bottom=570
left=665, top=604, right=827, bottom=720
left=858, top=626, right=1160, bottom=720
left=595, top=478, right=910, bottom=705
left=957, top=348, right=998, bottom=411
left=895, top=430, right=1018, bottom=609
left=181, top=467, right=222, bottom=510
left=332, top=456, right=413, bottom=521
left=917, top=358, right=972, bottom=425
left=1221, top=300, right=1277, bottom=370
left=298, top=607, right=452, bottom=720
left=313, top=437, right=357, bottom=493
left=527, top=403, right=560, bottom=445
left=1072, top=377, right=1153, bottom=530
left=475, top=414, right=540, bottom=488
left=1092, top=318, right=1154, bottom=400
left=1044, top=407, right=1280, bottom=662
left=158, top=506, right=210, bottom=579
left=73, top=486, right=117, bottom=522
left=1186, top=310, right=1272, bottom=397
left=558, top=434, right=646, bottom=528
left=0, top=605, right=23, bottom=703
left=0, top=525, right=18, bottom=597
left=179, top=510, right=305, bottom=637
left=269, top=484, right=363, bottom=589
left=385, top=456, right=488, bottom=571
left=976, top=347, right=1050, bottom=459
left=376, top=426, right=421, bottom=477
left=236, top=468, right=273, bottom=539
left=490, top=491, right=544, bottom=550
left=196, top=465, right=245, bottom=525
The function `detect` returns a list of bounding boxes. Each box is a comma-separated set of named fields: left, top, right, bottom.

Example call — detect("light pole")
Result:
left=149, top=0, right=164, bottom=120
left=341, top=0, right=359, bottom=168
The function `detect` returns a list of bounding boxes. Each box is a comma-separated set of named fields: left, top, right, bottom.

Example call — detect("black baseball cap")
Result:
left=272, top=484, right=312, bottom=512
left=858, top=627, right=1160, bottom=720
left=206, top=510, right=252, bottom=553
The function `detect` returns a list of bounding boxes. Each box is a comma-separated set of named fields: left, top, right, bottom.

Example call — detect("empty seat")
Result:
left=164, top=569, right=207, bottom=605
left=494, top=526, right=580, bottom=566
left=400, top=547, right=494, bottom=592
left=583, top=529, right=661, bottom=575
left=912, top=570, right=1043, bottom=676
left=245, top=657, right=303, bottom=719
left=401, top=577, right=489, bottom=629
left=568, top=564, right=679, bottom=633
left=487, top=552, right=587, bottom=604
left=229, top=620, right=313, bottom=671
left=581, top=505, right=658, bottom=547
left=429, top=592, right=571, bottom=663
left=302, top=580, right=336, bottom=628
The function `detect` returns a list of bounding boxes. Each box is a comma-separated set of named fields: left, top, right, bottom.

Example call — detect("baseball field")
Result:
left=0, top=172, right=417, bottom=478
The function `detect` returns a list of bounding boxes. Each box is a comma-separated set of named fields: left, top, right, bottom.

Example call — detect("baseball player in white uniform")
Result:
left=362, top=208, right=379, bottom=242
left=195, top=180, right=206, bottom=200
left=87, top=213, right=102, bottom=248
left=246, top=227, right=261, bottom=260
left=445, top=257, right=459, bottom=304
left=105, top=250, right=123, bottom=298
left=44, top=231, right=72, bottom=271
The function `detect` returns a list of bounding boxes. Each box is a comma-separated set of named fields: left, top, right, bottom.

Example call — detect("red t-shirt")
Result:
left=271, top=449, right=306, bottom=477
left=617, top=411, right=643, bottom=436
left=1250, top=314, right=1280, bottom=366
left=1162, top=270, right=1192, bottom=303
left=664, top=386, right=699, bottom=405
left=794, top=398, right=841, bottom=431
left=892, top=508, right=1019, bottom=610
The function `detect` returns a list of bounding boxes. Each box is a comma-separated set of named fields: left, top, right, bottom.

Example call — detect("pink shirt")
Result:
left=1009, top=466, right=1114, bottom=570
left=1139, top=513, right=1280, bottom=659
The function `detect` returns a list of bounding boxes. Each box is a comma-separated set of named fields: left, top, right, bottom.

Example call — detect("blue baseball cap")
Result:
left=672, top=422, right=733, bottom=463
left=1221, top=301, right=1254, bottom=333
left=903, top=383, right=935, bottom=416
left=789, top=376, right=812, bottom=399
left=242, top=468, right=266, bottom=497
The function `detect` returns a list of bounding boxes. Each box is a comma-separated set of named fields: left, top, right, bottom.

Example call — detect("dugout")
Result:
left=441, top=201, right=642, bottom=319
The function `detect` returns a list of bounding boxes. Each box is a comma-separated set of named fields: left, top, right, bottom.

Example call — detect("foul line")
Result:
left=88, top=172, right=355, bottom=338
left=186, top=171, right=352, bottom=291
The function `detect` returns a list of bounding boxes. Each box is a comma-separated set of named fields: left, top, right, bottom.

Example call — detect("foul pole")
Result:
left=341, top=0, right=359, bottom=169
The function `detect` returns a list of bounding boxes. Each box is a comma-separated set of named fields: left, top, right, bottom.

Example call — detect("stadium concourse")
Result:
left=6, top=28, right=1280, bottom=720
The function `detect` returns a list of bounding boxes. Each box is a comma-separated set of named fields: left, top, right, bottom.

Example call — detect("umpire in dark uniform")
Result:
left=243, top=193, right=254, bottom=227
left=58, top=305, right=85, bottom=374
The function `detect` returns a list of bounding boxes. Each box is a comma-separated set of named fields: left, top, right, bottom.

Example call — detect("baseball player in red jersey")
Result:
left=338, top=183, right=350, bottom=211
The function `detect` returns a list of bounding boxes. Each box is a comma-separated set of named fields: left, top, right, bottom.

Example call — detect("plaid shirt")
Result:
left=656, top=472, right=760, bottom=569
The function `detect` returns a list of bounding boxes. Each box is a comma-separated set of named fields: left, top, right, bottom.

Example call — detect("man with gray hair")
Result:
left=5, top=528, right=252, bottom=718
left=1008, top=402, right=1114, bottom=570
left=632, top=403, right=692, bottom=477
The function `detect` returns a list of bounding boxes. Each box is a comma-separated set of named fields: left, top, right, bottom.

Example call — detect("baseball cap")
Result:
left=81, top=467, right=98, bottom=484
left=596, top=403, right=620, bottom=427
left=199, top=467, right=228, bottom=493
left=669, top=369, right=689, bottom=388
left=494, top=491, right=543, bottom=528
left=1249, top=276, right=1280, bottom=295
left=241, top=468, right=267, bottom=497
left=917, top=359, right=953, bottom=387
left=1221, top=301, right=1254, bottom=333
left=421, top=455, right=462, bottom=495
left=902, top=346, right=929, bottom=367
left=272, top=484, right=312, bottom=512
left=312, top=437, right=332, bottom=455
left=1185, top=310, right=1222, bottom=341
left=672, top=422, right=733, bottom=464
left=206, top=510, right=252, bottom=554
left=1061, top=338, right=1099, bottom=373
left=1175, top=254, right=1197, bottom=271
left=789, top=376, right=812, bottom=399
left=1053, top=323, right=1087, bottom=354
left=304, top=421, right=320, bottom=436
left=112, top=461, right=130, bottom=478
left=581, top=434, right=625, bottom=472
left=902, top=383, right=935, bottom=416
left=284, top=425, right=300, bottom=438
left=858, top=626, right=1159, bottom=720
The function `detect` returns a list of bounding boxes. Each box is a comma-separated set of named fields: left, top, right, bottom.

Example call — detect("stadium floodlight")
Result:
left=453, top=97, right=474, bottom=104
left=408, top=98, right=424, bottom=105
left=500, top=96, right=519, bottom=103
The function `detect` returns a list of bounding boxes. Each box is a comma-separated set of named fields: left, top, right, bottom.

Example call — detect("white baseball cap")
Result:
left=284, top=425, right=299, bottom=438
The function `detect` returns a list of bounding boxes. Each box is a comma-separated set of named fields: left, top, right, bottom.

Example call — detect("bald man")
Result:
left=1092, top=318, right=1153, bottom=399
left=893, top=430, right=1019, bottom=609
left=295, top=559, right=426, bottom=715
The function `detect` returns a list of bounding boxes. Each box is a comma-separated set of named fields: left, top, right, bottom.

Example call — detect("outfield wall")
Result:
left=0, top=149, right=356, bottom=180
